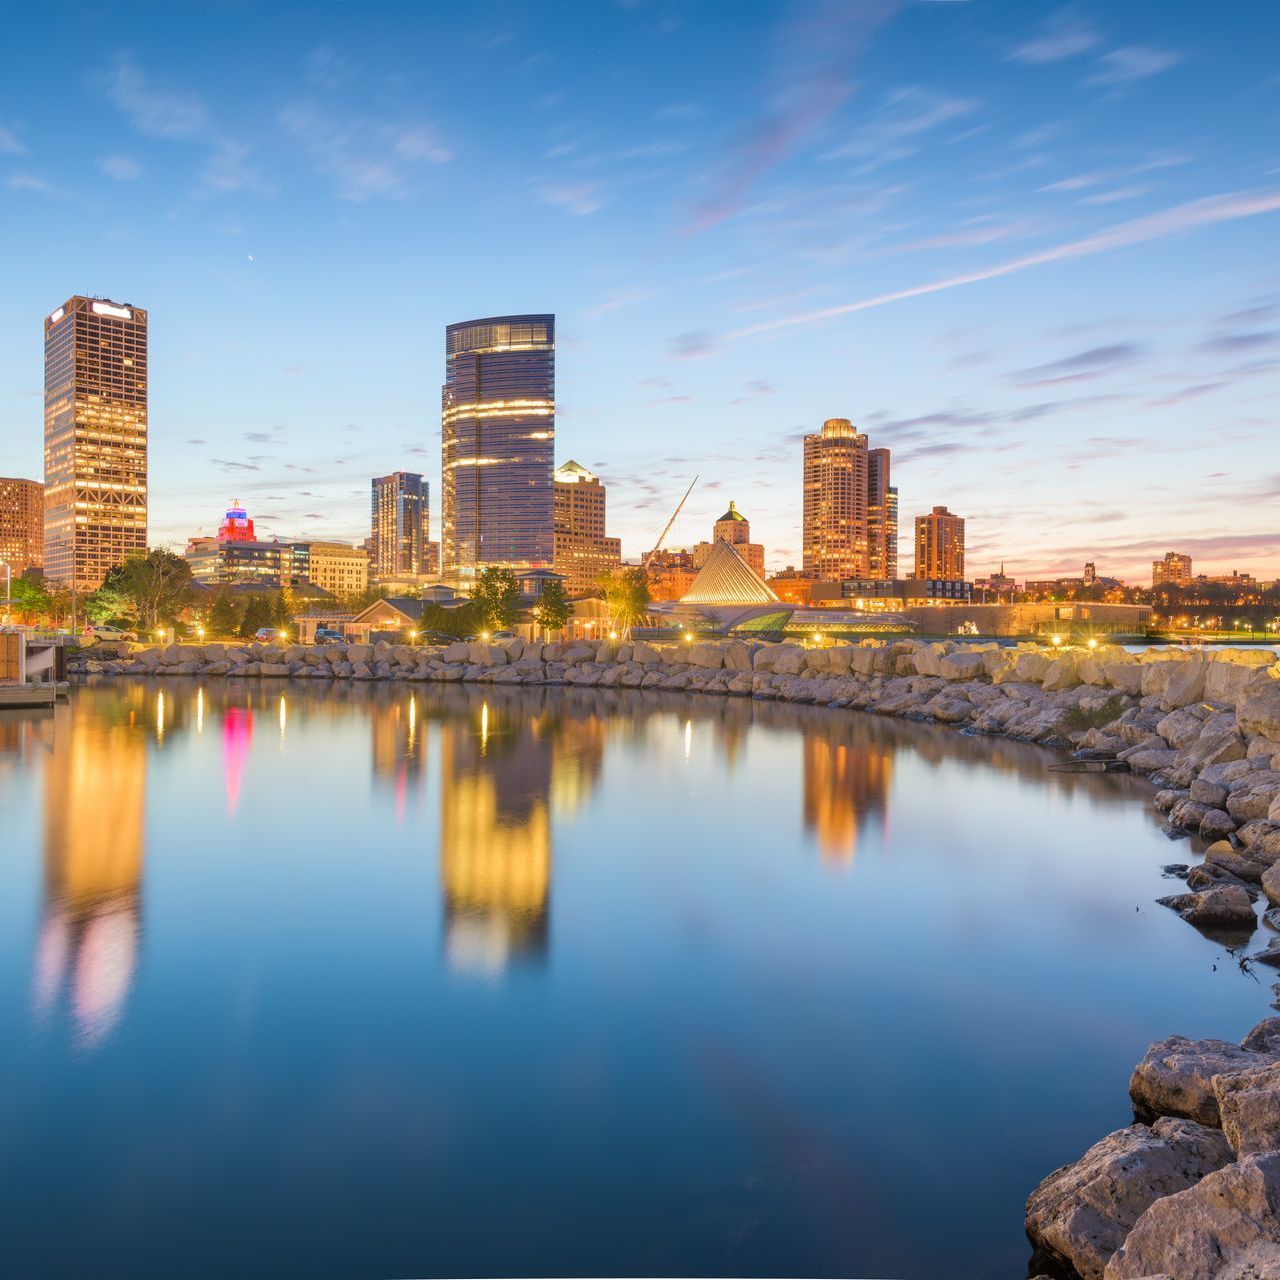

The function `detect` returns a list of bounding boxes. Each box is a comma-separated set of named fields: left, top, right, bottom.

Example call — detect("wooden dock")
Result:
left=0, top=683, right=65, bottom=709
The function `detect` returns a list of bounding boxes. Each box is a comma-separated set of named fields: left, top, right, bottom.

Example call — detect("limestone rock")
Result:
left=1241, top=1020, right=1280, bottom=1055
left=1104, top=1153, right=1280, bottom=1280
left=1026, top=1117, right=1234, bottom=1280
left=1131, top=1036, right=1274, bottom=1125
left=1157, top=885, right=1257, bottom=931
left=1162, top=660, right=1209, bottom=710
left=1214, top=1062, right=1280, bottom=1156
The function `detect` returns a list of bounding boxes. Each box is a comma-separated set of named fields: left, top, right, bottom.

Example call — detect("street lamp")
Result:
left=1050, top=633, right=1063, bottom=646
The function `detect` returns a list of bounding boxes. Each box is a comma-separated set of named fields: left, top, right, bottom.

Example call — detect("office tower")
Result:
left=914, top=505, right=966, bottom=580
left=0, top=477, right=44, bottom=577
left=1152, top=551, right=1192, bottom=588
left=371, top=471, right=429, bottom=579
left=552, top=459, right=621, bottom=595
left=867, top=449, right=898, bottom=580
left=442, top=314, right=555, bottom=586
left=44, top=296, right=148, bottom=590
left=218, top=502, right=256, bottom=542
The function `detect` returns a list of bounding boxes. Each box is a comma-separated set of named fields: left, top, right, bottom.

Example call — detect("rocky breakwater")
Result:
left=1026, top=1016, right=1280, bottom=1279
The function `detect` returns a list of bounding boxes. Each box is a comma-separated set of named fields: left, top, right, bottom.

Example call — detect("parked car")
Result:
left=254, top=627, right=283, bottom=643
left=416, top=629, right=457, bottom=646
left=85, top=624, right=137, bottom=642
left=313, top=627, right=344, bottom=644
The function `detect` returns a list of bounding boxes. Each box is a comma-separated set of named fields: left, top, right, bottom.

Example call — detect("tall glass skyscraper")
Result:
left=370, top=471, right=429, bottom=579
left=44, top=295, right=148, bottom=590
left=442, top=314, right=555, bottom=585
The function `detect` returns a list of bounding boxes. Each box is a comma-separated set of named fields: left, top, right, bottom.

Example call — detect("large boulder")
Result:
left=1208, top=661, right=1272, bottom=707
left=346, top=642, right=373, bottom=664
left=1105, top=663, right=1146, bottom=695
left=1241, top=684, right=1280, bottom=742
left=1182, top=730, right=1249, bottom=773
left=686, top=642, right=724, bottom=670
left=1026, top=1118, right=1233, bottom=1280
left=771, top=645, right=806, bottom=675
left=938, top=651, right=986, bottom=680
left=1159, top=705, right=1213, bottom=750
left=1265, top=864, right=1280, bottom=908
left=1157, top=885, right=1257, bottom=931
left=1213, top=1062, right=1280, bottom=1156
left=1042, top=655, right=1081, bottom=692
left=1103, top=1153, right=1280, bottom=1279
left=1162, top=660, right=1209, bottom=710
left=1131, top=1035, right=1278, bottom=1125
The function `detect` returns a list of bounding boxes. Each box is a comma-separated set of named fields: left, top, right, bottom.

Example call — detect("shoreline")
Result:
left=70, top=634, right=1280, bottom=1278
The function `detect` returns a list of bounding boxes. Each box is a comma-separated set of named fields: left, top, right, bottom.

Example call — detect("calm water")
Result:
left=0, top=680, right=1271, bottom=1279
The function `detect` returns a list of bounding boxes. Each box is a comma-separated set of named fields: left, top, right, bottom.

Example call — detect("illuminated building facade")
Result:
left=442, top=314, right=555, bottom=586
left=44, top=296, right=148, bottom=590
left=1152, top=551, right=1193, bottom=588
left=914, top=506, right=965, bottom=580
left=186, top=535, right=308, bottom=586
left=0, top=477, right=44, bottom=576
left=304, top=541, right=368, bottom=599
left=802, top=418, right=896, bottom=583
left=371, top=471, right=429, bottom=580
left=693, top=500, right=766, bottom=577
left=643, top=548, right=698, bottom=602
left=218, top=502, right=255, bottom=542
left=553, top=459, right=621, bottom=595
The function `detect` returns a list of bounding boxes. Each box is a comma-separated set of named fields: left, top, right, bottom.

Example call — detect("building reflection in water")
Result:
left=371, top=694, right=426, bottom=822
left=222, top=705, right=253, bottom=816
left=802, top=728, right=892, bottom=863
left=439, top=692, right=604, bottom=976
left=33, top=699, right=146, bottom=1047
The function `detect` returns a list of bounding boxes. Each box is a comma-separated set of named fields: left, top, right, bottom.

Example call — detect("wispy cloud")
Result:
left=1008, top=10, right=1101, bottom=64
left=724, top=189, right=1280, bottom=341
left=686, top=0, right=901, bottom=232
left=1086, top=45, right=1184, bottom=88
left=6, top=173, right=71, bottom=198
left=824, top=84, right=977, bottom=167
left=0, top=123, right=26, bottom=155
left=278, top=102, right=452, bottom=201
left=98, top=154, right=142, bottom=181
left=1012, top=342, right=1145, bottom=387
left=534, top=180, right=603, bottom=215
left=97, top=52, right=264, bottom=195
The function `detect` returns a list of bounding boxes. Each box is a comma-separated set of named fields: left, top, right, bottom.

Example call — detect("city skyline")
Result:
left=1, top=1, right=1278, bottom=581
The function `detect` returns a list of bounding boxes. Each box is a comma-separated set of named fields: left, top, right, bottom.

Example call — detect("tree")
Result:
left=5, top=577, right=52, bottom=624
left=209, top=593, right=241, bottom=637
left=532, top=578, right=571, bottom=636
left=471, top=567, right=521, bottom=630
left=104, top=549, right=193, bottom=631
left=84, top=585, right=132, bottom=625
left=600, top=567, right=651, bottom=639
left=240, top=595, right=272, bottom=637
left=271, top=587, right=295, bottom=630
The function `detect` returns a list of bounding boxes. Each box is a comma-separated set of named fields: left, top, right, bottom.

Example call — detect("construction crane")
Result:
left=647, top=475, right=699, bottom=560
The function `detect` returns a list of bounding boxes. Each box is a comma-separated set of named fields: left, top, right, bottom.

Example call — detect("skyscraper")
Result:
left=442, top=314, right=555, bottom=586
left=371, top=471, right=429, bottom=580
left=914, top=505, right=966, bottom=580
left=553, top=459, right=620, bottom=595
left=0, top=477, right=44, bottom=577
left=802, top=418, right=895, bottom=582
left=867, top=448, right=898, bottom=580
left=44, top=296, right=148, bottom=590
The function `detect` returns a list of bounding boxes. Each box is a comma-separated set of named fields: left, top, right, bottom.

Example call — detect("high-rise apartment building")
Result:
left=44, top=296, right=148, bottom=590
left=304, top=542, right=369, bottom=599
left=442, top=314, right=555, bottom=586
left=914, top=505, right=965, bottom=580
left=0, top=477, right=44, bottom=577
left=1152, top=551, right=1193, bottom=588
left=371, top=472, right=429, bottom=580
left=802, top=418, right=896, bottom=581
left=552, top=460, right=620, bottom=595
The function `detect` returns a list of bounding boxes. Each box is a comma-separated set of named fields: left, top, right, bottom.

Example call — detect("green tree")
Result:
left=600, top=566, right=651, bottom=639
left=5, top=577, right=53, bottom=624
left=271, top=587, right=295, bottom=630
left=240, top=595, right=272, bottom=637
left=532, top=578, right=571, bottom=636
left=209, top=593, right=241, bottom=637
left=471, top=567, right=521, bottom=630
left=84, top=585, right=132, bottom=625
left=103, top=549, right=193, bottom=631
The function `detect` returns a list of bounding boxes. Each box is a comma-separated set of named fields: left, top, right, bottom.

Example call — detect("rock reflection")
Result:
left=34, top=699, right=146, bottom=1047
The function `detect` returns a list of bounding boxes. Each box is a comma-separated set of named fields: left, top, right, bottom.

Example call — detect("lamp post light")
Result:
left=1050, top=633, right=1063, bottom=647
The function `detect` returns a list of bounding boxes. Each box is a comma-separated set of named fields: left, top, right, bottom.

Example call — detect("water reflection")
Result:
left=34, top=700, right=145, bottom=1046
left=803, top=732, right=892, bottom=862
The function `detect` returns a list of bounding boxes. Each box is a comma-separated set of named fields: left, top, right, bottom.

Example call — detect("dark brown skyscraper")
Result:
left=44, top=296, right=148, bottom=590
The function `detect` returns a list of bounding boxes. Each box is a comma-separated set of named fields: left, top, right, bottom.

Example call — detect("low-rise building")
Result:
left=840, top=577, right=972, bottom=610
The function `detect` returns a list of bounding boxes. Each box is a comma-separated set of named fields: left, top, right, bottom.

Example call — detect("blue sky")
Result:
left=2, top=0, right=1278, bottom=581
